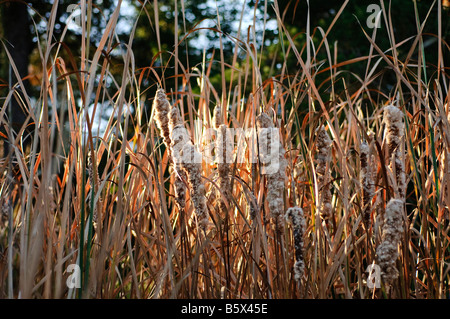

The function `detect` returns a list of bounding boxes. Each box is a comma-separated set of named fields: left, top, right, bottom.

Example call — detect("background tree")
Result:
left=267, top=0, right=449, bottom=92
left=0, top=0, right=33, bottom=155
left=1, top=0, right=448, bottom=156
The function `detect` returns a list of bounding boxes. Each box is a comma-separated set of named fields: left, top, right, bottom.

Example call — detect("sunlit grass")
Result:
left=0, top=0, right=449, bottom=299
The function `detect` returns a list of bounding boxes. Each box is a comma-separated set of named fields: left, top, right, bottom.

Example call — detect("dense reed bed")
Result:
left=0, top=0, right=449, bottom=299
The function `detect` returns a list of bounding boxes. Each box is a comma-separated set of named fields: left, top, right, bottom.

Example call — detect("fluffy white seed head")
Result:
left=257, top=113, right=287, bottom=229
left=383, top=105, right=405, bottom=199
left=376, top=198, right=404, bottom=285
left=286, top=207, right=306, bottom=281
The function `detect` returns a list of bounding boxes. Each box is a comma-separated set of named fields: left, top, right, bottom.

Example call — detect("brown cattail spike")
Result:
left=180, top=143, right=208, bottom=230
left=87, top=150, right=102, bottom=227
left=248, top=192, right=259, bottom=221
left=213, top=105, right=223, bottom=129
left=168, top=105, right=188, bottom=210
left=315, top=125, right=333, bottom=220
left=256, top=113, right=287, bottom=229
left=216, top=124, right=232, bottom=214
left=376, top=198, right=404, bottom=285
left=153, top=88, right=172, bottom=160
left=155, top=90, right=187, bottom=211
left=383, top=105, right=405, bottom=200
left=441, top=121, right=450, bottom=219
left=360, top=140, right=375, bottom=227
left=286, top=206, right=306, bottom=281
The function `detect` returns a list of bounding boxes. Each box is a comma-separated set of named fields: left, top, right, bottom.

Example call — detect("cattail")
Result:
left=211, top=104, right=232, bottom=214
left=248, top=191, right=259, bottom=221
left=256, top=112, right=287, bottom=228
left=87, top=150, right=101, bottom=225
left=180, top=143, right=209, bottom=230
left=383, top=105, right=405, bottom=200
left=376, top=198, right=404, bottom=285
left=315, top=125, right=332, bottom=220
left=173, top=165, right=187, bottom=210
left=440, top=112, right=450, bottom=219
left=360, top=140, right=375, bottom=227
left=169, top=106, right=208, bottom=228
left=153, top=88, right=172, bottom=159
left=1, top=196, right=11, bottom=225
left=168, top=105, right=188, bottom=210
left=213, top=105, right=223, bottom=128
left=216, top=124, right=232, bottom=213
left=154, top=88, right=187, bottom=210
left=286, top=206, right=306, bottom=281
left=442, top=144, right=450, bottom=218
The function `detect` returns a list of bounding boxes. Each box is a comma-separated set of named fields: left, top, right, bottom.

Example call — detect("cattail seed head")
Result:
left=384, top=105, right=403, bottom=155
left=256, top=112, right=273, bottom=131
left=180, top=143, right=208, bottom=229
left=216, top=124, right=232, bottom=214
left=383, top=105, right=405, bottom=200
left=173, top=164, right=187, bottom=210
left=1, top=197, right=11, bottom=225
left=168, top=105, right=188, bottom=210
left=442, top=147, right=450, bottom=218
left=87, top=150, right=101, bottom=224
left=376, top=198, right=404, bottom=285
left=440, top=107, right=450, bottom=218
left=168, top=104, right=184, bottom=133
left=360, top=140, right=375, bottom=227
left=153, top=88, right=172, bottom=159
left=248, top=192, right=259, bottom=221
left=256, top=112, right=287, bottom=229
left=286, top=206, right=306, bottom=281
left=213, top=105, right=223, bottom=128
left=153, top=88, right=188, bottom=210
left=315, top=125, right=333, bottom=220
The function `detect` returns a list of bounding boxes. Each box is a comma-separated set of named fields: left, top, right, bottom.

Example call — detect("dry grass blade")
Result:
left=0, top=0, right=448, bottom=300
